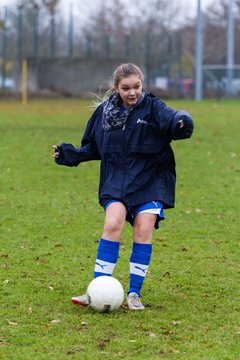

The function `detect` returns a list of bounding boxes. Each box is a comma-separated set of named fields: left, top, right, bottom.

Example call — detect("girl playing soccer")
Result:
left=53, top=63, right=194, bottom=310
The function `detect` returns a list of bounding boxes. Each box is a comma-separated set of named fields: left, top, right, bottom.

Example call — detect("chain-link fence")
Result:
left=0, top=3, right=194, bottom=98
left=1, top=3, right=240, bottom=99
left=203, top=65, right=240, bottom=98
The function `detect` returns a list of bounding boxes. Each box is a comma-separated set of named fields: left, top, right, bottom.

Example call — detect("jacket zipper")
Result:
left=121, top=123, right=126, bottom=198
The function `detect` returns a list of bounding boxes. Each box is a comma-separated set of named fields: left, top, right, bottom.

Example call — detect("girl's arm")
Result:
left=53, top=142, right=100, bottom=167
left=53, top=107, right=101, bottom=167
left=153, top=99, right=194, bottom=141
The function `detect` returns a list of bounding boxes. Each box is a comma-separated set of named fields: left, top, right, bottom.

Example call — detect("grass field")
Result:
left=0, top=99, right=239, bottom=360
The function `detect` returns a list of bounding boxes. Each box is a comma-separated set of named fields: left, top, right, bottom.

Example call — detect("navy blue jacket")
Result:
left=55, top=93, right=194, bottom=209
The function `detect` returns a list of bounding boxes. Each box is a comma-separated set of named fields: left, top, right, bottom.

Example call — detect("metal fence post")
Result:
left=68, top=2, right=73, bottom=57
left=195, top=0, right=203, bottom=101
left=227, top=0, right=234, bottom=95
left=17, top=6, right=23, bottom=59
left=1, top=6, right=8, bottom=89
left=33, top=9, right=39, bottom=58
left=50, top=13, right=56, bottom=58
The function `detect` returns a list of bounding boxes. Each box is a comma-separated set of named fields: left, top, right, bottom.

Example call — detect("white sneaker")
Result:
left=127, top=292, right=145, bottom=310
left=71, top=293, right=90, bottom=307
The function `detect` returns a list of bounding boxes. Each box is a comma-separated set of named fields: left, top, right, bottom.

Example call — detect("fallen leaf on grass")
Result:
left=0, top=341, right=9, bottom=346
left=181, top=247, right=188, bottom=252
left=1, top=264, right=10, bottom=269
left=3, top=279, right=10, bottom=285
left=196, top=208, right=208, bottom=215
left=97, top=338, right=111, bottom=350
left=98, top=340, right=106, bottom=350
left=135, top=323, right=148, bottom=331
left=160, top=327, right=172, bottom=335
left=163, top=271, right=170, bottom=278
left=66, top=345, right=85, bottom=354
left=80, top=321, right=88, bottom=326
left=102, top=338, right=111, bottom=343
left=129, top=340, right=137, bottom=343
left=48, top=286, right=54, bottom=291
left=43, top=319, right=61, bottom=329
left=156, top=236, right=165, bottom=242
left=170, top=348, right=180, bottom=353
left=35, top=257, right=48, bottom=263
left=8, top=322, right=18, bottom=326
left=162, top=330, right=172, bottom=335
left=149, top=333, right=156, bottom=337
left=54, top=243, right=62, bottom=248
left=172, top=321, right=181, bottom=326
left=28, top=307, right=33, bottom=314
left=49, top=319, right=60, bottom=324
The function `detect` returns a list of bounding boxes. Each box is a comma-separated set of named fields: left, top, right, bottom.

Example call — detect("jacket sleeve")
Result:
left=153, top=99, right=194, bottom=141
left=170, top=110, right=194, bottom=140
left=55, top=108, right=101, bottom=167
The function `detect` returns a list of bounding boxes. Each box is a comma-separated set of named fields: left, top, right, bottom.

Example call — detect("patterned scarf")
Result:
left=102, top=91, right=146, bottom=131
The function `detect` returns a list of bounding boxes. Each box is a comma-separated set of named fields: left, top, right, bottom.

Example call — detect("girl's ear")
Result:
left=114, top=85, right=119, bottom=93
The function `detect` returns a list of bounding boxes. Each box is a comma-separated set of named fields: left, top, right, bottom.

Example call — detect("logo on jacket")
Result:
left=137, top=119, right=148, bottom=125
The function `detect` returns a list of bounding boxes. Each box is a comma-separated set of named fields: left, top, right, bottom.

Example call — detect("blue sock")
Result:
left=128, top=242, right=152, bottom=296
left=94, top=238, right=120, bottom=278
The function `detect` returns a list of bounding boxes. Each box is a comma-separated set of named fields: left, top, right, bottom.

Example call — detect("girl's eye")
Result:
left=121, top=84, right=141, bottom=91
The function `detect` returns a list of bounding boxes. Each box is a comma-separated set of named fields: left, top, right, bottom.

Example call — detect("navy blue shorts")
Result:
left=104, top=200, right=165, bottom=229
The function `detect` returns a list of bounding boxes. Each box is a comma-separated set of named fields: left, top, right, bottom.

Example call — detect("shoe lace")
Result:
left=131, top=293, right=141, bottom=303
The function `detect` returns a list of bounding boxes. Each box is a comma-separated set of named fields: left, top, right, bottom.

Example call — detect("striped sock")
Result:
left=94, top=238, right=120, bottom=278
left=128, top=242, right=152, bottom=296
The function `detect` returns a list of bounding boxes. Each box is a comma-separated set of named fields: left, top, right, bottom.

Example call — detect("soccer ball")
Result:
left=87, top=276, right=124, bottom=313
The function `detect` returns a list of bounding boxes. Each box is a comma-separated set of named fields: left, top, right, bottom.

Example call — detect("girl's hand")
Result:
left=178, top=119, right=184, bottom=128
left=52, top=145, right=59, bottom=158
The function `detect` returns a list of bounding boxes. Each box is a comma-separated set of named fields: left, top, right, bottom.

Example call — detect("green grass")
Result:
left=0, top=99, right=239, bottom=360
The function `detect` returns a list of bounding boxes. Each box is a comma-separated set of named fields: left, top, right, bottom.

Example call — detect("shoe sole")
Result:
left=128, top=306, right=145, bottom=311
left=71, top=298, right=89, bottom=307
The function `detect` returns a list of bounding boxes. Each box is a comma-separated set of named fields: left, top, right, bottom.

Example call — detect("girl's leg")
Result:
left=72, top=202, right=126, bottom=306
left=127, top=213, right=156, bottom=309
left=94, top=202, right=127, bottom=277
left=102, top=202, right=127, bottom=241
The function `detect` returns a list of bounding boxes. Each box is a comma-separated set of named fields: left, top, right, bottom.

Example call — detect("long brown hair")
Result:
left=92, top=63, right=144, bottom=107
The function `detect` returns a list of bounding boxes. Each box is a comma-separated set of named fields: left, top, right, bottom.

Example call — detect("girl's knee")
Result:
left=103, top=216, right=125, bottom=236
left=134, top=223, right=152, bottom=238
left=134, top=215, right=156, bottom=243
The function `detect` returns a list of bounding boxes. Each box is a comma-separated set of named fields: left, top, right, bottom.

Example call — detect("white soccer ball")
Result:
left=87, top=276, right=124, bottom=313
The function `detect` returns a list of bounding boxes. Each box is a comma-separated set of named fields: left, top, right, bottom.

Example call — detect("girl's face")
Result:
left=115, top=75, right=143, bottom=108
